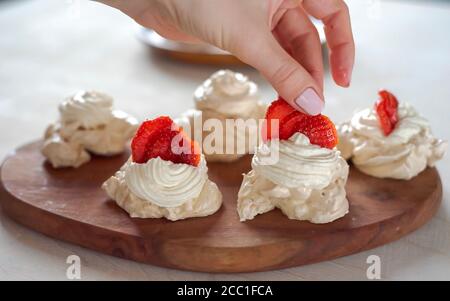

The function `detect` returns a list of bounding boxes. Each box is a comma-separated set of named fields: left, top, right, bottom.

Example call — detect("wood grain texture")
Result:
left=0, top=141, right=442, bottom=273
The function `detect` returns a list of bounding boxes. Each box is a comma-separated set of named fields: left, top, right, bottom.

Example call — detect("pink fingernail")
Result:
left=337, top=64, right=353, bottom=87
left=342, top=70, right=352, bottom=87
left=294, top=88, right=324, bottom=116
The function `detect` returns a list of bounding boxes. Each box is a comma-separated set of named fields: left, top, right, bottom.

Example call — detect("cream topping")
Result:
left=59, top=91, right=114, bottom=129
left=338, top=103, right=447, bottom=179
left=252, top=133, right=345, bottom=189
left=124, top=156, right=208, bottom=208
left=42, top=91, right=138, bottom=168
left=175, top=104, right=267, bottom=162
left=238, top=133, right=349, bottom=223
left=102, top=157, right=222, bottom=221
left=194, top=70, right=260, bottom=117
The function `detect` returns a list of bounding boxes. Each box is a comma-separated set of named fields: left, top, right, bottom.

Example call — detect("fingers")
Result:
left=268, top=0, right=302, bottom=30
left=235, top=33, right=324, bottom=115
left=273, top=7, right=324, bottom=90
left=302, top=0, right=355, bottom=87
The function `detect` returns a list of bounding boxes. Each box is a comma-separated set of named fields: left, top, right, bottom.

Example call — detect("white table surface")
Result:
left=0, top=0, right=449, bottom=280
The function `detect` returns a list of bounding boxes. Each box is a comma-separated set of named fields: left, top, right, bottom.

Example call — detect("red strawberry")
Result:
left=131, top=116, right=201, bottom=166
left=131, top=116, right=172, bottom=163
left=375, top=90, right=399, bottom=136
left=263, top=97, right=296, bottom=139
left=265, top=97, right=296, bottom=120
left=264, top=98, right=338, bottom=149
left=278, top=111, right=305, bottom=140
left=291, top=114, right=338, bottom=149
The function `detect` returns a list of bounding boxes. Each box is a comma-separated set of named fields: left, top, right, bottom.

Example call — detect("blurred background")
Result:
left=0, top=0, right=450, bottom=280
left=1, top=0, right=449, bottom=157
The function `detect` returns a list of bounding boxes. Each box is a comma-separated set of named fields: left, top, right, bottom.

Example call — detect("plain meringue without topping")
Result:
left=237, top=133, right=349, bottom=223
left=42, top=91, right=138, bottom=168
left=178, top=70, right=267, bottom=162
left=59, top=91, right=114, bottom=129
left=194, top=69, right=262, bottom=117
left=338, top=103, right=447, bottom=179
left=102, top=156, right=222, bottom=221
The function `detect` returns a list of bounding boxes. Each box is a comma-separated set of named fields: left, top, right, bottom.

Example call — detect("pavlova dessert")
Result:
left=102, top=116, right=222, bottom=221
left=176, top=70, right=267, bottom=162
left=237, top=98, right=349, bottom=223
left=42, top=91, right=138, bottom=168
left=337, top=90, right=447, bottom=179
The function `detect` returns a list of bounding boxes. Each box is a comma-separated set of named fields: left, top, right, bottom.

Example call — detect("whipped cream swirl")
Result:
left=42, top=91, right=138, bottom=168
left=194, top=69, right=261, bottom=117
left=59, top=91, right=114, bottom=129
left=238, top=133, right=349, bottom=223
left=182, top=70, right=267, bottom=162
left=253, top=133, right=345, bottom=189
left=102, top=156, right=222, bottom=221
left=125, top=157, right=208, bottom=207
left=338, top=103, right=447, bottom=179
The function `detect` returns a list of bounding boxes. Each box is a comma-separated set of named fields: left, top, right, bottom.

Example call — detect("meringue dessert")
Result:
left=102, top=116, right=222, bottom=221
left=337, top=90, right=447, bottom=180
left=237, top=98, right=349, bottom=223
left=176, top=70, right=267, bottom=162
left=42, top=91, right=138, bottom=168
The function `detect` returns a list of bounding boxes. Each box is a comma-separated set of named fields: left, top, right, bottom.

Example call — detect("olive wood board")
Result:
left=0, top=141, right=442, bottom=273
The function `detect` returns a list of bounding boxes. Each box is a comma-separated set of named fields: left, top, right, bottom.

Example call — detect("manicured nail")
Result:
left=341, top=69, right=352, bottom=87
left=294, top=88, right=324, bottom=115
left=336, top=64, right=352, bottom=87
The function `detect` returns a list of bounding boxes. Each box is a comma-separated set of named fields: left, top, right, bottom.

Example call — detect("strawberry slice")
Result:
left=265, top=97, right=296, bottom=120
left=264, top=98, right=338, bottom=149
left=131, top=116, right=173, bottom=163
left=375, top=89, right=399, bottom=136
left=278, top=111, right=305, bottom=140
left=263, top=97, right=296, bottom=139
left=131, top=116, right=201, bottom=166
left=291, top=114, right=338, bottom=149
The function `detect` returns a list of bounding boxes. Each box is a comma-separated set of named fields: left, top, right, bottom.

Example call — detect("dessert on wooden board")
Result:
left=337, top=90, right=447, bottom=179
left=42, top=91, right=138, bottom=168
left=37, top=84, right=447, bottom=226
left=175, top=70, right=267, bottom=162
left=237, top=98, right=349, bottom=223
left=102, top=116, right=222, bottom=221
left=0, top=77, right=446, bottom=272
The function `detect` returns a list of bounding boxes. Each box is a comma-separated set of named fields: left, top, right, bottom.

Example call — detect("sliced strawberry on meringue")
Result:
left=264, top=97, right=338, bottom=149
left=375, top=89, right=399, bottom=136
left=103, top=116, right=222, bottom=221
left=237, top=96, right=349, bottom=223
left=131, top=116, right=201, bottom=166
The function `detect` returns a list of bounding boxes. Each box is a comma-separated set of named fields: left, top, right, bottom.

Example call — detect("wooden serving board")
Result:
left=0, top=141, right=442, bottom=273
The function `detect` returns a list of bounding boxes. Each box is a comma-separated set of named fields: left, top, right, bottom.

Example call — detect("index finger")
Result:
left=302, top=0, right=355, bottom=87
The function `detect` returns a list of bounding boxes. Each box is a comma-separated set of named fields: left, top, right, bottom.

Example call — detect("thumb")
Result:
left=235, top=33, right=324, bottom=115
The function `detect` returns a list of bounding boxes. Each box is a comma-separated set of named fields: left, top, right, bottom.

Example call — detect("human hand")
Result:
left=99, top=0, right=354, bottom=115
